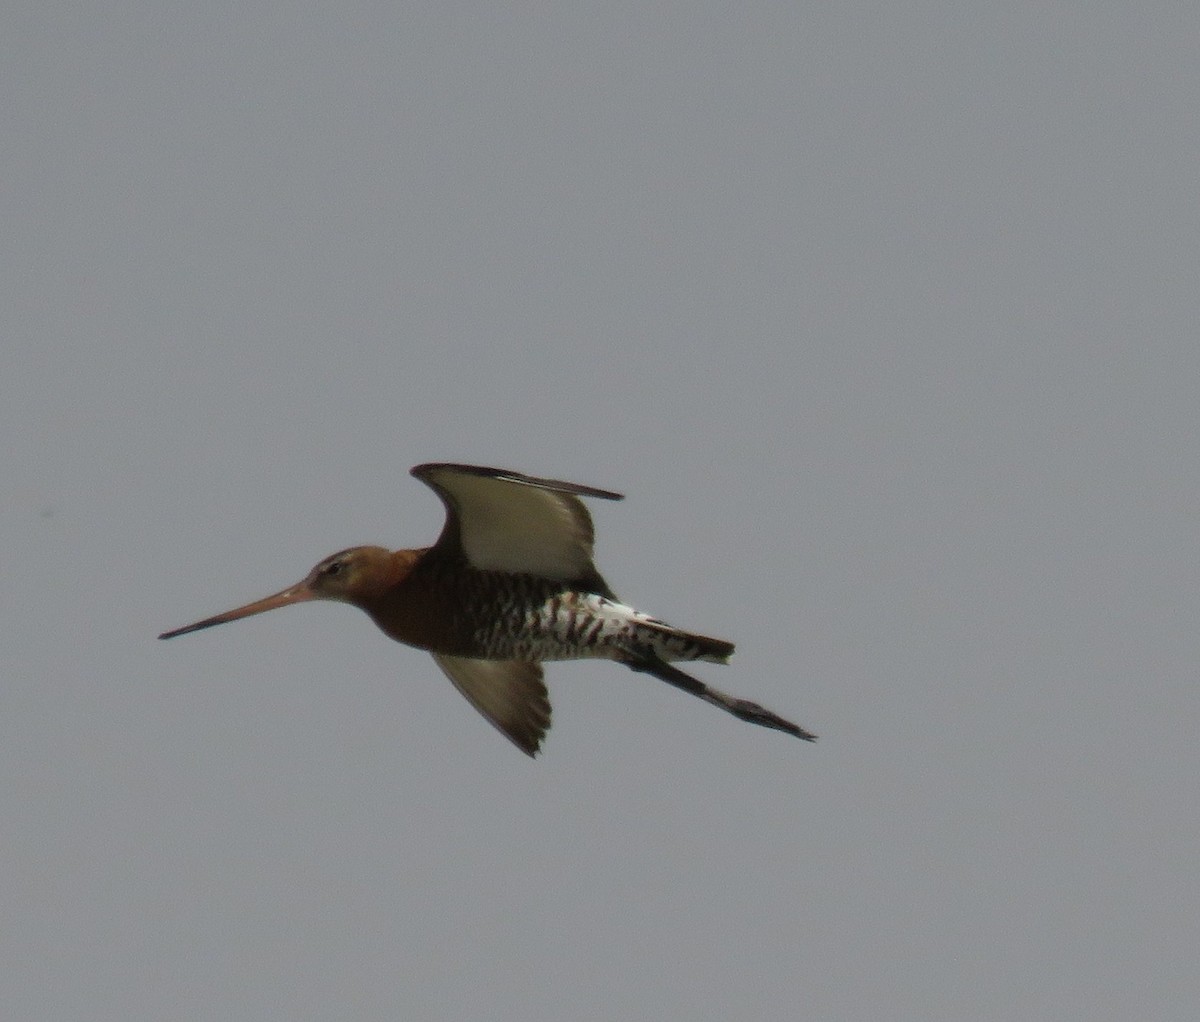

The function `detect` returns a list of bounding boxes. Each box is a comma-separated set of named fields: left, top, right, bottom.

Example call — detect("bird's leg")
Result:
left=621, top=653, right=817, bottom=742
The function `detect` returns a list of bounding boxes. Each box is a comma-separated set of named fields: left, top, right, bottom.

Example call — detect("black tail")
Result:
left=633, top=620, right=735, bottom=663
left=686, top=631, right=736, bottom=661
left=623, top=653, right=816, bottom=742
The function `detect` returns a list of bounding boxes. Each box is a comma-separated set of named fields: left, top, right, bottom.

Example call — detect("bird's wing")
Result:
left=431, top=653, right=551, bottom=757
left=411, top=463, right=622, bottom=584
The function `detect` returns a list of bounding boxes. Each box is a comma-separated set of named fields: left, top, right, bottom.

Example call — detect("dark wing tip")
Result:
left=511, top=697, right=552, bottom=758
left=514, top=731, right=545, bottom=758
left=411, top=463, right=624, bottom=501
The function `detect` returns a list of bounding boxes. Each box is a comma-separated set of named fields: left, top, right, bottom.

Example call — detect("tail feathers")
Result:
left=624, top=653, right=816, bottom=742
left=684, top=630, right=736, bottom=662
left=636, top=620, right=735, bottom=663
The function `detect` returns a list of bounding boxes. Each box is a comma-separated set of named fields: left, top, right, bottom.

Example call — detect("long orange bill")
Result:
left=158, top=582, right=316, bottom=639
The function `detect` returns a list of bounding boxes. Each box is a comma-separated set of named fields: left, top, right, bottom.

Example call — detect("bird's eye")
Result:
left=323, top=560, right=344, bottom=577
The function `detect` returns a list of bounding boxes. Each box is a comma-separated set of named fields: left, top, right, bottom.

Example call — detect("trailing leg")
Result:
left=622, top=652, right=816, bottom=742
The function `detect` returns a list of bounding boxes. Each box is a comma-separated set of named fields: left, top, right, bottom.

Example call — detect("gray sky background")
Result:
left=5, top=4, right=1199, bottom=1019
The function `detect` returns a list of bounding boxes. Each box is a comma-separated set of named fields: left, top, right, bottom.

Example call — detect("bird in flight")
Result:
left=160, top=463, right=816, bottom=756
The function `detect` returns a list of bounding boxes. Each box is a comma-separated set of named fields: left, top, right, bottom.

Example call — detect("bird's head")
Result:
left=158, top=545, right=395, bottom=639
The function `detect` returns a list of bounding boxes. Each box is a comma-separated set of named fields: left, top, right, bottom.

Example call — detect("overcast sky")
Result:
left=5, top=4, right=1199, bottom=1020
